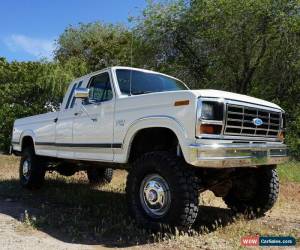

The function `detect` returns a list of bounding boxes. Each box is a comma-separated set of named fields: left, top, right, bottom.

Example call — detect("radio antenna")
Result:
left=129, top=28, right=133, bottom=96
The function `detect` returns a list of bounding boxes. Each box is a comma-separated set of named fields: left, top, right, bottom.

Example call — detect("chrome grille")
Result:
left=224, top=104, right=281, bottom=137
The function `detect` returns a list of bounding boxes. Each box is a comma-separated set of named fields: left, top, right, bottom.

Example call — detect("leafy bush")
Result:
left=0, top=58, right=88, bottom=151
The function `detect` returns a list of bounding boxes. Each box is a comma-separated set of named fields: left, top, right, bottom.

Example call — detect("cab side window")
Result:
left=65, top=83, right=77, bottom=109
left=88, top=72, right=113, bottom=103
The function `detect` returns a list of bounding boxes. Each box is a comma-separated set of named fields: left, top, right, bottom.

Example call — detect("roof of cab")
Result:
left=72, top=66, right=182, bottom=83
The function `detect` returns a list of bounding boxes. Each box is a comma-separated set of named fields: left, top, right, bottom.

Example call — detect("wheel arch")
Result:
left=122, top=116, right=189, bottom=163
left=20, top=130, right=36, bottom=153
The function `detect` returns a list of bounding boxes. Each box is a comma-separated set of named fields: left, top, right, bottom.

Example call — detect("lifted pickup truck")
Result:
left=11, top=66, right=288, bottom=229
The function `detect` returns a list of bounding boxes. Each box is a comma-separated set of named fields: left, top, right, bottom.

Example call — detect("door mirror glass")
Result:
left=74, top=88, right=89, bottom=99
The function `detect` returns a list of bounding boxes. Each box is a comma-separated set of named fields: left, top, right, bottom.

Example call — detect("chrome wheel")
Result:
left=139, top=174, right=171, bottom=218
left=22, top=159, right=31, bottom=180
left=19, top=147, right=46, bottom=189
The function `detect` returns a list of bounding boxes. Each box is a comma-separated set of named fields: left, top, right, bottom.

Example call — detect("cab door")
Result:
left=72, top=71, right=115, bottom=161
left=55, top=81, right=82, bottom=159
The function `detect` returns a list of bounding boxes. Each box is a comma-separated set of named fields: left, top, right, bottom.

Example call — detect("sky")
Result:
left=0, top=0, right=147, bottom=62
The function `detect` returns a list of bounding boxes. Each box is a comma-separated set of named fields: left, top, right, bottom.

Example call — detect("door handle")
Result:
left=74, top=111, right=83, bottom=116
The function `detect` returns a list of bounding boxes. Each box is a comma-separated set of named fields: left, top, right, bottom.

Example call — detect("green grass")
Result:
left=0, top=155, right=299, bottom=248
left=277, top=161, right=300, bottom=183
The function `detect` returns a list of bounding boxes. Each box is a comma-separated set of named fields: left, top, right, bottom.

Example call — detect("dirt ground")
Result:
left=0, top=199, right=92, bottom=250
left=0, top=155, right=299, bottom=249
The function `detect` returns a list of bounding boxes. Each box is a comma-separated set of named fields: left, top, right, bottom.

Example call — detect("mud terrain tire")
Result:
left=223, top=167, right=279, bottom=217
left=126, top=152, right=200, bottom=230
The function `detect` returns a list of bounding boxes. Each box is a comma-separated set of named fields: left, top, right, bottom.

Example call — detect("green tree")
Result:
left=135, top=0, right=300, bottom=157
left=55, top=22, right=133, bottom=71
left=0, top=58, right=87, bottom=151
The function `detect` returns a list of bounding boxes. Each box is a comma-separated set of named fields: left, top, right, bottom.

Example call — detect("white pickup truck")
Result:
left=11, top=66, right=288, bottom=229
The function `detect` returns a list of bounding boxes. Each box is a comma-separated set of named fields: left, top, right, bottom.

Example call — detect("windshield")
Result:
left=116, top=69, right=188, bottom=95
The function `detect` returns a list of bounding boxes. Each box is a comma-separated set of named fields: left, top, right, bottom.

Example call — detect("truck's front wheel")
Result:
left=223, top=167, right=279, bottom=217
left=19, top=147, right=46, bottom=189
left=126, top=152, right=200, bottom=230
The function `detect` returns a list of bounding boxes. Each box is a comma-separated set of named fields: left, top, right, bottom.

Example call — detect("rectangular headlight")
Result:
left=196, top=100, right=224, bottom=138
left=200, top=101, right=224, bottom=121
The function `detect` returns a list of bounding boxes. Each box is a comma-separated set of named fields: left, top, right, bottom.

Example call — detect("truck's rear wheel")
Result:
left=223, top=167, right=279, bottom=217
left=126, top=152, right=200, bottom=230
left=20, top=147, right=46, bottom=189
left=87, top=167, right=113, bottom=185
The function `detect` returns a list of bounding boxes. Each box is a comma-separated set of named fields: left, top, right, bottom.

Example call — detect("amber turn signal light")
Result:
left=200, top=124, right=222, bottom=134
left=174, top=100, right=189, bottom=106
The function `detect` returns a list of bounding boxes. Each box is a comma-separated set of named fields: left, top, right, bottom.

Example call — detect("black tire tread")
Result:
left=223, top=168, right=279, bottom=216
left=87, top=168, right=113, bottom=185
left=19, top=147, right=46, bottom=189
left=126, top=151, right=200, bottom=230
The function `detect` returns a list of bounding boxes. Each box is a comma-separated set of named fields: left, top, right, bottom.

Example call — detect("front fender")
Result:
left=19, top=130, right=36, bottom=149
left=122, top=115, right=190, bottom=163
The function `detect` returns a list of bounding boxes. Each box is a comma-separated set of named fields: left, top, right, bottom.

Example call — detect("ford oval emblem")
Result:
left=253, top=118, right=263, bottom=126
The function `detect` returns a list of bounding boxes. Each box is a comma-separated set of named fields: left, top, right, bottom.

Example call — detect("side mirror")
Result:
left=74, top=88, right=89, bottom=99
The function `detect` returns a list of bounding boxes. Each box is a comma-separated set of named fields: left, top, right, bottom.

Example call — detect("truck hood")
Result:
left=191, top=89, right=282, bottom=110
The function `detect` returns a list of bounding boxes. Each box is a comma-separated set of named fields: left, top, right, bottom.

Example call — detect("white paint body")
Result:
left=11, top=67, right=286, bottom=167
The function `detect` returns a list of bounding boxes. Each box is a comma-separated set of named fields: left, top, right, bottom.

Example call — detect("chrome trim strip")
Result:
left=187, top=142, right=288, bottom=168
left=189, top=143, right=287, bottom=150
left=201, top=120, right=223, bottom=125
left=197, top=135, right=281, bottom=141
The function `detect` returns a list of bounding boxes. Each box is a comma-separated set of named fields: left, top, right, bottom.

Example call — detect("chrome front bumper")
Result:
left=188, top=143, right=288, bottom=168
